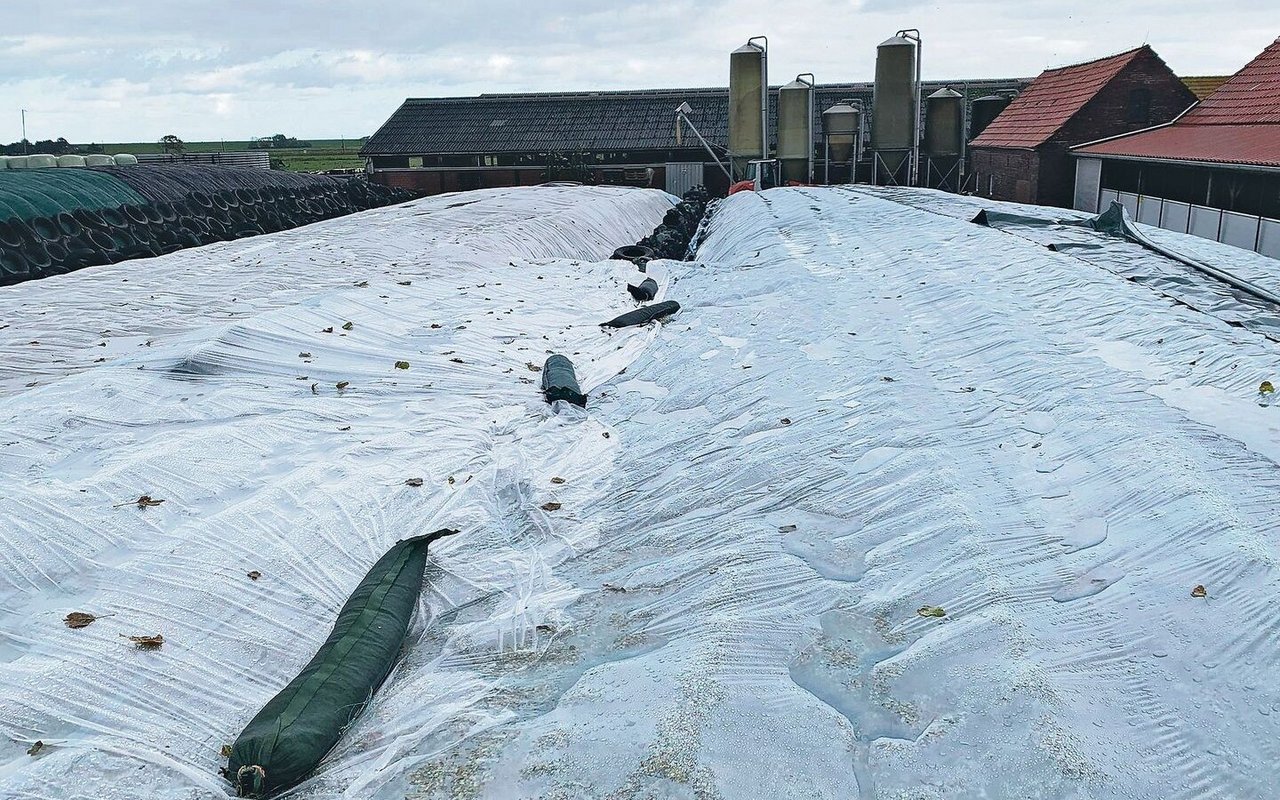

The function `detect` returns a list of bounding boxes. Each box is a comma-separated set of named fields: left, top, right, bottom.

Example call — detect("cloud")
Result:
left=0, top=0, right=1270, bottom=142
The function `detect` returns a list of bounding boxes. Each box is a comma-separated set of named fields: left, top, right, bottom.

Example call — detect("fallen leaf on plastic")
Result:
left=449, top=358, right=465, bottom=364
left=395, top=361, right=410, bottom=370
left=405, top=477, right=424, bottom=487
left=1191, top=584, right=1207, bottom=598
left=122, top=634, right=165, bottom=650
left=1260, top=381, right=1275, bottom=394
left=430, top=323, right=442, bottom=329
left=353, top=280, right=369, bottom=287
left=220, top=744, right=233, bottom=759
left=247, top=570, right=261, bottom=581
left=298, top=352, right=312, bottom=359
left=114, top=495, right=164, bottom=509
left=526, top=362, right=542, bottom=372
left=541, top=502, right=562, bottom=511
left=778, top=524, right=797, bottom=532
left=27, top=741, right=43, bottom=756
left=602, top=432, right=611, bottom=438
left=64, top=611, right=108, bottom=629
left=447, top=476, right=456, bottom=485
left=342, top=321, right=354, bottom=331
left=881, top=376, right=896, bottom=382
left=603, top=583, right=627, bottom=593
left=397, top=280, right=412, bottom=286
left=338, top=425, right=351, bottom=431
left=550, top=477, right=566, bottom=484
left=310, top=383, right=318, bottom=395
left=916, top=606, right=946, bottom=618
left=780, top=418, right=792, bottom=425
left=336, top=381, right=350, bottom=390
left=320, top=327, right=333, bottom=334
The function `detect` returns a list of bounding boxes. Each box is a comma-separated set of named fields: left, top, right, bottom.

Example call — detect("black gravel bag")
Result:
left=627, top=277, right=659, bottom=302
left=602, top=300, right=681, bottom=329
left=227, top=529, right=459, bottom=798
left=542, top=354, right=587, bottom=407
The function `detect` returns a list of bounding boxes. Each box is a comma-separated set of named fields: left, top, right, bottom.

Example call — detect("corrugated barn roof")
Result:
left=361, top=80, right=1031, bottom=157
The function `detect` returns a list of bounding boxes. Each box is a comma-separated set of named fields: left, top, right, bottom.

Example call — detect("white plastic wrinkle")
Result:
left=4, top=184, right=1280, bottom=799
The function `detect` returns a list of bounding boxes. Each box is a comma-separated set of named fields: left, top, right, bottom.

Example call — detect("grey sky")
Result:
left=2, top=1, right=1272, bottom=143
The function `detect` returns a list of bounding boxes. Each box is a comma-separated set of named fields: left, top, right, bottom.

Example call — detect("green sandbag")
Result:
left=227, top=529, right=459, bottom=798
left=542, top=354, right=586, bottom=407
left=602, top=300, right=681, bottom=329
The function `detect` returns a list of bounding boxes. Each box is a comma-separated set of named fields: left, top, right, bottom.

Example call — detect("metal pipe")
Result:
left=676, top=103, right=733, bottom=180
left=896, top=29, right=922, bottom=186
left=795, top=73, right=816, bottom=183
left=749, top=36, right=769, bottom=166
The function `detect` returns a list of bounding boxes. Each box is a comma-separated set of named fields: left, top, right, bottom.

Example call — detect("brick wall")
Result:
left=969, top=148, right=1039, bottom=203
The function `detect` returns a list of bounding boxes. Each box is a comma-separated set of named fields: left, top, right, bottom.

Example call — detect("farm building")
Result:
left=1072, top=37, right=1280, bottom=260
left=359, top=78, right=1029, bottom=196
left=968, top=45, right=1196, bottom=208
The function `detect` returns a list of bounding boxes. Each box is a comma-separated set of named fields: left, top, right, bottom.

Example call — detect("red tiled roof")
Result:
left=1075, top=38, right=1280, bottom=169
left=969, top=46, right=1149, bottom=149
left=1075, top=123, right=1280, bottom=168
left=1178, top=38, right=1280, bottom=125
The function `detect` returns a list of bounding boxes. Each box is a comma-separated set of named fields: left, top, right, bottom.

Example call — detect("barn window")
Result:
left=1126, top=88, right=1151, bottom=125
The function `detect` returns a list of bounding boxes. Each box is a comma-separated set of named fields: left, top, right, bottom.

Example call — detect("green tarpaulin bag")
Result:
left=227, top=529, right=459, bottom=798
left=542, top=354, right=587, bottom=407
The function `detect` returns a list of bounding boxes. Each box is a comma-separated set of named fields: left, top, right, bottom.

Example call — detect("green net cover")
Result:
left=0, top=168, right=147, bottom=222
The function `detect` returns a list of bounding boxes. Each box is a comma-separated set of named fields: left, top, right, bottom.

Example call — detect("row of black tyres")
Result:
left=0, top=180, right=413, bottom=287
left=611, top=185, right=711, bottom=264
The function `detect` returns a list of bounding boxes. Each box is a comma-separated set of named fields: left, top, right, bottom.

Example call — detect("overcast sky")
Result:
left=2, top=1, right=1273, bottom=143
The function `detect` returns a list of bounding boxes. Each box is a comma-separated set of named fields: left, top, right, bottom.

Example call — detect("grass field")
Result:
left=95, top=138, right=367, bottom=173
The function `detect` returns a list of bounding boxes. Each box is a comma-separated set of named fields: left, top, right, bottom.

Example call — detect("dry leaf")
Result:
left=541, top=502, right=562, bottom=511
left=135, top=495, right=164, bottom=508
left=353, top=280, right=369, bottom=287
left=122, top=633, right=165, bottom=650
left=395, top=361, right=410, bottom=370
left=1191, top=584, right=1207, bottom=598
left=550, top=477, right=566, bottom=484
left=526, top=362, right=543, bottom=372
left=881, top=376, right=896, bottom=382
left=338, top=425, right=351, bottom=431
left=602, top=432, right=611, bottom=439
left=449, top=358, right=464, bottom=364
left=447, top=476, right=456, bottom=485
left=342, top=322, right=354, bottom=331
left=27, top=741, right=43, bottom=756
left=64, top=611, right=105, bottom=629
left=603, top=583, right=627, bottom=593
left=310, top=383, right=318, bottom=395
left=336, top=381, right=350, bottom=390
left=247, top=570, right=261, bottom=581
left=298, top=352, right=312, bottom=359
left=778, top=524, right=797, bottom=532
left=320, top=327, right=333, bottom=334
left=916, top=606, right=946, bottom=618
left=220, top=744, right=233, bottom=759
left=1260, top=381, right=1275, bottom=394
left=405, top=477, right=424, bottom=487
left=397, top=280, right=412, bottom=286
left=430, top=323, right=442, bottom=329
left=780, top=418, right=792, bottom=425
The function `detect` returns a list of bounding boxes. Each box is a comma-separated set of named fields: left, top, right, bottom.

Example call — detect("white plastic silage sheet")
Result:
left=0, top=185, right=675, bottom=798
left=5, top=182, right=1280, bottom=800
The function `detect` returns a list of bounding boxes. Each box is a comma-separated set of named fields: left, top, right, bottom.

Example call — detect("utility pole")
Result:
left=21, top=109, right=28, bottom=154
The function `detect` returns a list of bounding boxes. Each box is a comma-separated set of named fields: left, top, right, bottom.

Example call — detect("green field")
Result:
left=95, top=138, right=367, bottom=173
